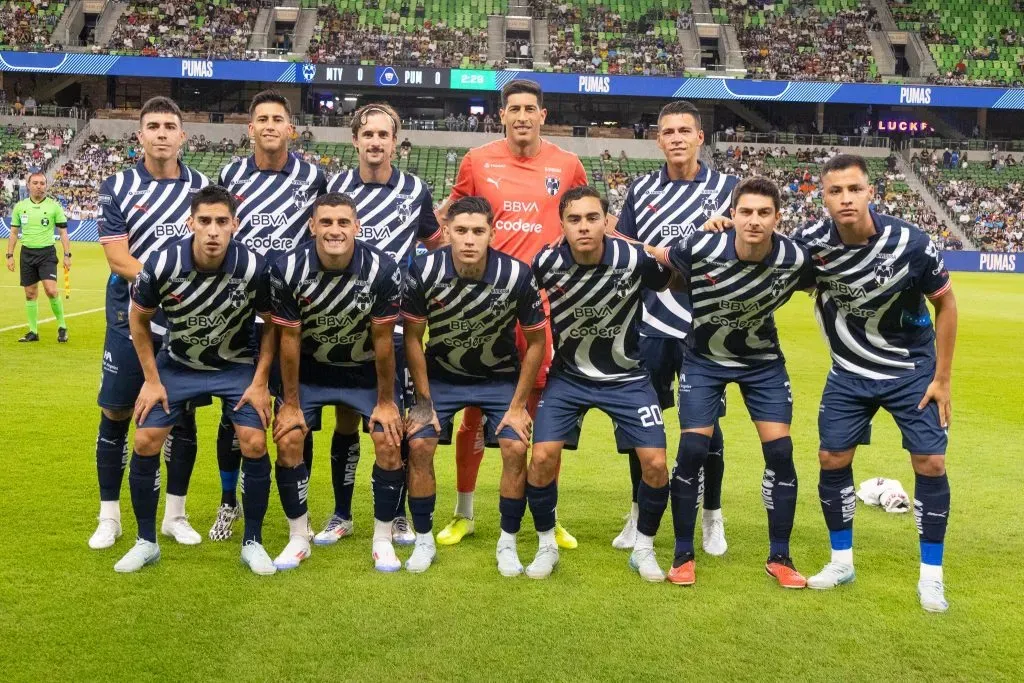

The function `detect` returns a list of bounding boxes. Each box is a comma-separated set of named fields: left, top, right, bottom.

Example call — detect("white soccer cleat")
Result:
left=702, top=515, right=728, bottom=556
left=612, top=514, right=637, bottom=550
left=525, top=545, right=560, bottom=580
left=114, top=538, right=160, bottom=573
left=241, top=541, right=277, bottom=576
left=918, top=580, right=949, bottom=613
left=807, top=561, right=856, bottom=590
left=629, top=547, right=666, bottom=583
left=391, top=516, right=415, bottom=546
left=208, top=503, right=241, bottom=541
left=273, top=535, right=311, bottom=570
left=89, top=517, right=122, bottom=549
left=405, top=538, right=437, bottom=574
left=313, top=515, right=355, bottom=545
left=161, top=515, right=202, bottom=545
left=372, top=539, right=402, bottom=572
left=496, top=541, right=524, bottom=577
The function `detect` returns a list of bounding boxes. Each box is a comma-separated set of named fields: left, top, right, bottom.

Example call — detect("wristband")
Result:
left=5, top=253, right=12, bottom=259
left=64, top=252, right=72, bottom=257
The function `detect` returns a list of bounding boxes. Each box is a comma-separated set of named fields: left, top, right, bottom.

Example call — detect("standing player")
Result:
left=6, top=172, right=71, bottom=343
left=207, top=89, right=327, bottom=541
left=435, top=79, right=588, bottom=549
left=402, top=197, right=546, bottom=575
left=115, top=186, right=276, bottom=574
left=89, top=97, right=209, bottom=550
left=650, top=177, right=813, bottom=588
left=612, top=100, right=738, bottom=554
left=794, top=155, right=957, bottom=613
left=317, top=103, right=442, bottom=547
left=526, top=187, right=672, bottom=581
left=268, top=193, right=406, bottom=572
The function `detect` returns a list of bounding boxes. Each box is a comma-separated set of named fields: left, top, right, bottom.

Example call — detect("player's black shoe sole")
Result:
left=57, top=327, right=68, bottom=343
left=18, top=332, right=39, bottom=342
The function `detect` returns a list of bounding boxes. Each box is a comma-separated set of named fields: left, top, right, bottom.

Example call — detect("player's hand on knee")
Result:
left=497, top=405, right=533, bottom=445
left=370, top=400, right=403, bottom=447
left=918, top=378, right=952, bottom=428
left=273, top=402, right=308, bottom=442
left=236, top=382, right=272, bottom=429
left=134, top=380, right=169, bottom=425
left=405, top=395, right=440, bottom=439
left=701, top=215, right=734, bottom=233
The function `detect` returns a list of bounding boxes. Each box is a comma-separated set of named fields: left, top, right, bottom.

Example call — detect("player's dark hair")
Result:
left=559, top=186, right=603, bottom=218
left=139, top=96, right=183, bottom=124
left=501, top=79, right=543, bottom=109
left=190, top=185, right=237, bottom=217
left=731, top=176, right=781, bottom=212
left=822, top=153, right=869, bottom=179
left=351, top=102, right=400, bottom=137
left=312, top=192, right=358, bottom=217
left=447, top=196, right=494, bottom=226
left=600, top=197, right=609, bottom=214
left=249, top=89, right=292, bottom=119
left=26, top=171, right=46, bottom=183
left=658, top=100, right=701, bottom=130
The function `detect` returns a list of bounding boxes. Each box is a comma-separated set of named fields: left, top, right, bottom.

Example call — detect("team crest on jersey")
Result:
left=545, top=176, right=560, bottom=196
left=924, top=239, right=946, bottom=275
left=292, top=183, right=310, bottom=205
left=701, top=196, right=719, bottom=219
left=873, top=256, right=895, bottom=285
left=354, top=291, right=374, bottom=312
left=397, top=197, right=412, bottom=221
left=614, top=276, right=633, bottom=299
left=229, top=288, right=248, bottom=309
left=770, top=275, right=787, bottom=299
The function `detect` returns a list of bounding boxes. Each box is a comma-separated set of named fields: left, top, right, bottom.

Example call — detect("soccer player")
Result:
left=268, top=193, right=405, bottom=572
left=89, top=97, right=209, bottom=550
left=114, top=186, right=275, bottom=574
left=208, top=89, right=327, bottom=541
left=435, top=79, right=588, bottom=549
left=6, top=172, right=71, bottom=343
left=526, top=186, right=672, bottom=581
left=318, top=103, right=442, bottom=547
left=402, top=196, right=546, bottom=575
left=611, top=100, right=738, bottom=554
left=793, top=155, right=956, bottom=613
left=649, top=177, right=814, bottom=587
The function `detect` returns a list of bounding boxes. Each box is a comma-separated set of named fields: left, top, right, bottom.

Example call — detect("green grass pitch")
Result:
left=0, top=243, right=1021, bottom=680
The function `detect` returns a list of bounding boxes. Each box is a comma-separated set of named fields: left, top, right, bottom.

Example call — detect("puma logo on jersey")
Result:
left=486, top=177, right=502, bottom=190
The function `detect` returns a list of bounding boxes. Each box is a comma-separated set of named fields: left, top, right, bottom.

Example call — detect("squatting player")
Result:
left=651, top=177, right=814, bottom=588
left=115, top=186, right=276, bottom=574
left=89, top=96, right=209, bottom=551
left=436, top=79, right=588, bottom=549
left=319, top=102, right=443, bottom=547
left=526, top=186, right=672, bottom=582
left=207, top=89, right=327, bottom=541
left=268, top=193, right=406, bottom=572
left=794, top=155, right=957, bottom=613
left=402, top=196, right=546, bottom=575
left=612, top=100, right=738, bottom=555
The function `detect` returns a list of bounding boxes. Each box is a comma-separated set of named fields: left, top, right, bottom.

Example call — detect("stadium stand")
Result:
left=0, top=123, right=71, bottom=217
left=305, top=0, right=496, bottom=68
left=107, top=0, right=263, bottom=59
left=0, top=1, right=64, bottom=51
left=711, top=0, right=881, bottom=82
left=49, top=132, right=139, bottom=219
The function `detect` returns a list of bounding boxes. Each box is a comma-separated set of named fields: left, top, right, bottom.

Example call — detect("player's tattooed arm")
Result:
left=406, top=394, right=441, bottom=438
left=919, top=287, right=957, bottom=428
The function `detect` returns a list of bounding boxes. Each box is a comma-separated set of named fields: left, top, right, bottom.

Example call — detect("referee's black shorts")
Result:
left=19, top=245, right=58, bottom=287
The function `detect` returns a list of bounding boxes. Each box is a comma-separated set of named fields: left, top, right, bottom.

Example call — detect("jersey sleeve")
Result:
left=400, top=260, right=428, bottom=324
left=639, top=249, right=672, bottom=291
left=917, top=236, right=952, bottom=300
left=53, top=201, right=68, bottom=226
left=217, top=164, right=229, bottom=188
left=516, top=266, right=546, bottom=332
left=313, top=166, right=329, bottom=198
left=253, top=255, right=272, bottom=316
left=9, top=201, right=21, bottom=227
left=97, top=176, right=128, bottom=243
left=372, top=259, right=402, bottom=325
left=447, top=151, right=475, bottom=203
left=268, top=260, right=301, bottom=327
left=416, top=188, right=441, bottom=243
left=130, top=255, right=160, bottom=313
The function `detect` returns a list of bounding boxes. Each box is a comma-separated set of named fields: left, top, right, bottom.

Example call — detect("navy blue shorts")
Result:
left=298, top=380, right=402, bottom=433
left=819, top=365, right=947, bottom=455
left=638, top=335, right=685, bottom=409
left=139, top=357, right=263, bottom=430
left=534, top=372, right=667, bottom=453
left=98, top=330, right=159, bottom=410
left=679, top=359, right=792, bottom=429
left=409, top=378, right=519, bottom=445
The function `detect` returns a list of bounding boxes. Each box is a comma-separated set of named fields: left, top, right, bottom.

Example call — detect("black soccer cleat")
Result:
left=57, top=327, right=68, bottom=343
left=18, top=331, right=39, bottom=343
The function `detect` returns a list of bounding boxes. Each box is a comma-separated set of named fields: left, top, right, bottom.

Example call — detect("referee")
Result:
left=5, top=172, right=71, bottom=343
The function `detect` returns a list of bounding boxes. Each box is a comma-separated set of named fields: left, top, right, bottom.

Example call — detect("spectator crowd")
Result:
left=107, top=1, right=263, bottom=59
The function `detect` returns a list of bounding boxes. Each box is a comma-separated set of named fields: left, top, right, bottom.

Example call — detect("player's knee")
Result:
left=528, top=443, right=560, bottom=481
left=407, top=439, right=436, bottom=469
left=42, top=281, right=58, bottom=298
left=911, top=454, right=946, bottom=477
left=639, top=450, right=668, bottom=485
left=103, top=407, right=133, bottom=422
left=24, top=286, right=38, bottom=301
left=372, top=435, right=401, bottom=469
left=500, top=438, right=528, bottom=464
left=133, top=428, right=165, bottom=456
left=818, top=449, right=854, bottom=470
left=275, top=429, right=305, bottom=465
left=236, top=428, right=267, bottom=458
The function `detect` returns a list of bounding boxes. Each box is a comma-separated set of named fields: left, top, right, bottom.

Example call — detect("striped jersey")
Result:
left=666, top=231, right=813, bottom=368
left=615, top=162, right=738, bottom=340
left=131, top=238, right=268, bottom=371
left=533, top=236, right=671, bottom=383
left=793, top=211, right=952, bottom=380
left=98, top=161, right=210, bottom=337
left=218, top=154, right=327, bottom=260
left=268, top=241, right=402, bottom=387
left=402, top=246, right=546, bottom=383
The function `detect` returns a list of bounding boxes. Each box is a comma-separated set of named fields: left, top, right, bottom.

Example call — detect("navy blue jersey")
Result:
left=268, top=241, right=402, bottom=386
left=218, top=154, right=327, bottom=260
left=97, top=161, right=210, bottom=337
left=667, top=231, right=813, bottom=368
left=131, top=238, right=268, bottom=371
left=402, top=246, right=545, bottom=383
left=794, top=211, right=952, bottom=380
left=533, top=236, right=671, bottom=383
left=615, top=163, right=738, bottom=339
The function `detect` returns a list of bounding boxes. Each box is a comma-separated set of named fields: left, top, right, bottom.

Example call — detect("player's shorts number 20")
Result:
left=638, top=405, right=664, bottom=428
